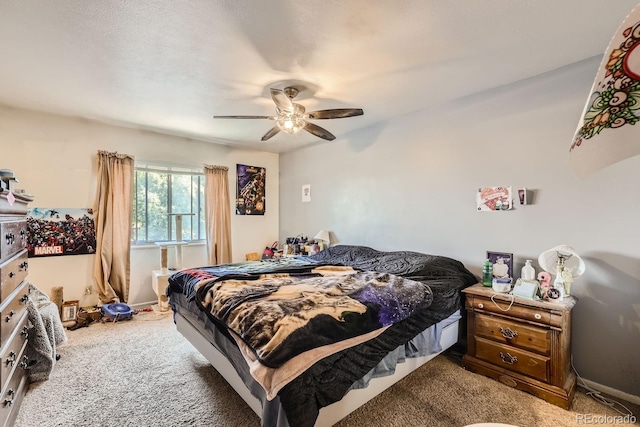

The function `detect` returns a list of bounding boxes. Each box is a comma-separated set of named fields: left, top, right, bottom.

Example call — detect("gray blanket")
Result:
left=25, top=282, right=67, bottom=382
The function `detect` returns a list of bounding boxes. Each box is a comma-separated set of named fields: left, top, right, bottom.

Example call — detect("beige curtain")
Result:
left=204, top=165, right=232, bottom=264
left=93, top=150, right=134, bottom=303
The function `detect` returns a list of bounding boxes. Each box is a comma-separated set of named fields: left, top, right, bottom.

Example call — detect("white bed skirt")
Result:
left=175, top=311, right=461, bottom=427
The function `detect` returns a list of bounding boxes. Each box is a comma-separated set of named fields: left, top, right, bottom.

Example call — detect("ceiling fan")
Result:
left=213, top=87, right=364, bottom=141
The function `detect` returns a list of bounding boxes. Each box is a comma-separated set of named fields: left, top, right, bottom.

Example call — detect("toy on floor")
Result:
left=101, top=303, right=135, bottom=322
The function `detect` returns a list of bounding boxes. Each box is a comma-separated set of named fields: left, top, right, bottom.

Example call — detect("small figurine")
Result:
left=537, top=271, right=552, bottom=299
left=561, top=268, right=574, bottom=296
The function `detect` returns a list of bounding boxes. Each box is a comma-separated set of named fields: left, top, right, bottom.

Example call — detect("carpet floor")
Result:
left=15, top=312, right=638, bottom=427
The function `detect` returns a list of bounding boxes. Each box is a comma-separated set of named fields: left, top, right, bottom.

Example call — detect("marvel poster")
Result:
left=27, top=208, right=97, bottom=257
left=236, top=164, right=266, bottom=215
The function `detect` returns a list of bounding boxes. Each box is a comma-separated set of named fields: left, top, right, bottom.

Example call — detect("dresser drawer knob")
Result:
left=5, top=311, right=15, bottom=322
left=3, top=394, right=14, bottom=407
left=21, top=326, right=28, bottom=339
left=534, top=313, right=542, bottom=320
left=20, top=294, right=28, bottom=304
left=8, top=272, right=15, bottom=278
left=5, top=352, right=16, bottom=367
left=478, top=303, right=484, bottom=309
left=499, top=351, right=518, bottom=365
left=19, top=261, right=28, bottom=271
left=19, top=355, right=29, bottom=370
left=5, top=233, right=15, bottom=245
left=500, top=327, right=518, bottom=339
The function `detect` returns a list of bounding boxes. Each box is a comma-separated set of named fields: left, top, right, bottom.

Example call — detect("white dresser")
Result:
left=0, top=190, right=33, bottom=426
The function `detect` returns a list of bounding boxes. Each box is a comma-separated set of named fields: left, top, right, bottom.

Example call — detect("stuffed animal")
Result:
left=537, top=271, right=552, bottom=299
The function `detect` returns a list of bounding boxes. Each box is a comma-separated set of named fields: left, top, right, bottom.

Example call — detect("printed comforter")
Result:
left=168, top=245, right=478, bottom=427
left=195, top=267, right=433, bottom=368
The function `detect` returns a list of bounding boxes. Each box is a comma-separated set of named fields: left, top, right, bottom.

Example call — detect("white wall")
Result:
left=279, top=57, right=640, bottom=397
left=0, top=106, right=279, bottom=306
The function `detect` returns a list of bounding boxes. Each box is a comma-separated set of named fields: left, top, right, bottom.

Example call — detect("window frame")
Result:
left=132, top=163, right=206, bottom=245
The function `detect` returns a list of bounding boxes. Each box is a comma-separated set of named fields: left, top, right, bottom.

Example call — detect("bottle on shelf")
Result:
left=482, top=259, right=493, bottom=287
left=521, top=259, right=535, bottom=281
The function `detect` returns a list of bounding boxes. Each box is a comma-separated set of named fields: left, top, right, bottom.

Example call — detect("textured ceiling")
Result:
left=0, top=0, right=638, bottom=153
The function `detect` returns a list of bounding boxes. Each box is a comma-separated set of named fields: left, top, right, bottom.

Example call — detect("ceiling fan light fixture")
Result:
left=277, top=115, right=305, bottom=134
left=214, top=86, right=364, bottom=141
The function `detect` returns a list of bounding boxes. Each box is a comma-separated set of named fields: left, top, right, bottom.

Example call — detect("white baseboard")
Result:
left=579, top=378, right=640, bottom=406
left=128, top=300, right=156, bottom=308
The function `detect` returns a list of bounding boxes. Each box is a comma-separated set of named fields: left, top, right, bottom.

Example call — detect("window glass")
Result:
left=132, top=164, right=205, bottom=243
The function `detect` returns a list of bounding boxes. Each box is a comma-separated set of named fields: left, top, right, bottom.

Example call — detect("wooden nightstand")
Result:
left=462, top=283, right=577, bottom=409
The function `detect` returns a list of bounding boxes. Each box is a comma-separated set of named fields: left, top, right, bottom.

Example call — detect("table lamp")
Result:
left=538, top=245, right=585, bottom=297
left=314, top=230, right=331, bottom=251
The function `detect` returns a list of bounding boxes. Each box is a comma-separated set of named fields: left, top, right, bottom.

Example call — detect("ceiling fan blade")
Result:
left=270, top=88, right=295, bottom=114
left=261, top=126, right=281, bottom=141
left=305, top=109, right=364, bottom=120
left=213, top=115, right=275, bottom=119
left=303, top=122, right=336, bottom=141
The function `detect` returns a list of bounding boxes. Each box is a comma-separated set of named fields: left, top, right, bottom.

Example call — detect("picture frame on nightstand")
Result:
left=486, top=251, right=513, bottom=281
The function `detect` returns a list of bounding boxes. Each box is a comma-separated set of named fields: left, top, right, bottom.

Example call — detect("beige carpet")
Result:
left=16, top=312, right=638, bottom=427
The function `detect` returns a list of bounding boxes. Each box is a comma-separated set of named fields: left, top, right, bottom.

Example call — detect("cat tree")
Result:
left=152, top=213, right=193, bottom=311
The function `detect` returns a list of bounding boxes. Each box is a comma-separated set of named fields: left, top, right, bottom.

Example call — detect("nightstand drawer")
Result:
left=475, top=313, right=551, bottom=355
left=475, top=337, right=550, bottom=382
left=468, top=295, right=551, bottom=325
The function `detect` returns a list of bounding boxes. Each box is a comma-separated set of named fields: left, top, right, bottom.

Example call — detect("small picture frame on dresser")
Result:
left=486, top=251, right=513, bottom=281
left=61, top=300, right=79, bottom=322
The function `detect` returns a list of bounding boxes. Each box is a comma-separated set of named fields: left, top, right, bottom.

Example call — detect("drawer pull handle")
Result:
left=499, top=352, right=518, bottom=365
left=19, top=261, right=28, bottom=271
left=478, top=303, right=484, bottom=309
left=5, top=311, right=15, bottom=322
left=500, top=327, right=518, bottom=339
left=19, top=355, right=29, bottom=370
left=5, top=351, right=16, bottom=367
left=21, top=326, right=28, bottom=339
left=20, top=294, right=28, bottom=304
left=5, top=233, right=15, bottom=245
left=20, top=229, right=26, bottom=238
left=8, top=272, right=15, bottom=278
left=534, top=313, right=542, bottom=320
left=3, top=392, right=14, bottom=407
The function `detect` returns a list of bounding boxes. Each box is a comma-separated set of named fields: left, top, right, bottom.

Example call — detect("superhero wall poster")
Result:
left=27, top=208, right=97, bottom=257
left=236, top=164, right=266, bottom=215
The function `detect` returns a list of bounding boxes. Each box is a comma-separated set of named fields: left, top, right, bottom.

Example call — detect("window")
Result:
left=132, top=163, right=205, bottom=244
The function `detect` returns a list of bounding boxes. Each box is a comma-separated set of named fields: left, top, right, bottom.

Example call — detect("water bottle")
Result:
left=482, top=259, right=493, bottom=287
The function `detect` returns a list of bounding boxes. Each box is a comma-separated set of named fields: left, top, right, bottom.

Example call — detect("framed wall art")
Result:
left=236, top=164, right=266, bottom=215
left=61, top=300, right=79, bottom=322
left=26, top=208, right=96, bottom=257
left=486, top=251, right=513, bottom=280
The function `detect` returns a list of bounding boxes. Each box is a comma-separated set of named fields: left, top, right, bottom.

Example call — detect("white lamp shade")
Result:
left=314, top=230, right=331, bottom=243
left=538, top=245, right=586, bottom=276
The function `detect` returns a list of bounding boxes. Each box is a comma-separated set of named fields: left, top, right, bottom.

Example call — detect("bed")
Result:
left=167, top=245, right=478, bottom=427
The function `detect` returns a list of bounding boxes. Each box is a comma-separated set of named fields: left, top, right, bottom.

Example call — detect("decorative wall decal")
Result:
left=570, top=4, right=640, bottom=176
